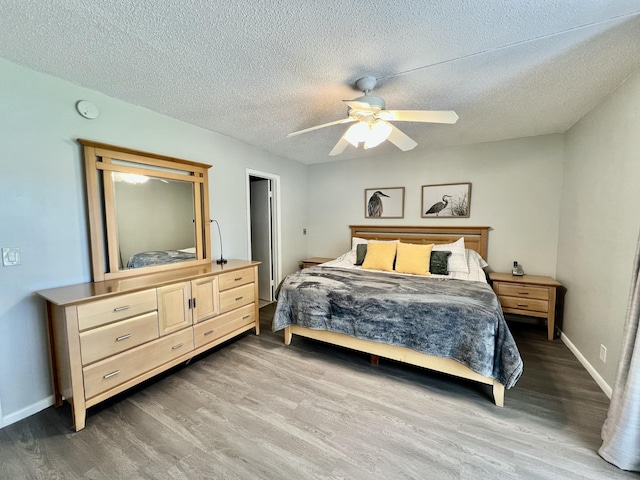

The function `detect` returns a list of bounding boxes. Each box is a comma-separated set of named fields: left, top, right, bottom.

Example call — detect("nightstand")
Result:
left=489, top=272, right=562, bottom=340
left=300, top=257, right=334, bottom=269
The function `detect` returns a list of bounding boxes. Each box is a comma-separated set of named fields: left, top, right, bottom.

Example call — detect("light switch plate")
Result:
left=2, top=248, right=21, bottom=266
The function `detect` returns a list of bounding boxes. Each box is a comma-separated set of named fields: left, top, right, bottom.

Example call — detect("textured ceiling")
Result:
left=1, top=1, right=640, bottom=164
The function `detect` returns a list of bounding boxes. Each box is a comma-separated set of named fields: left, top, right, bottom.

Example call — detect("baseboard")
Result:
left=1, top=396, right=54, bottom=429
left=560, top=332, right=612, bottom=399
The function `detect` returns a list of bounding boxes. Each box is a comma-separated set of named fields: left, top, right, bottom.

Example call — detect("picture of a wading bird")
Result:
left=425, top=195, right=452, bottom=216
left=368, top=190, right=389, bottom=217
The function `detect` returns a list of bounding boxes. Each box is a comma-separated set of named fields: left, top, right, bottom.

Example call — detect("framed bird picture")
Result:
left=364, top=187, right=405, bottom=218
left=422, top=182, right=471, bottom=218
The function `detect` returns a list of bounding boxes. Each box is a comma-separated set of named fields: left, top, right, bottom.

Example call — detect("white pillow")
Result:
left=351, top=236, right=369, bottom=251
left=432, top=237, right=469, bottom=273
left=466, top=249, right=488, bottom=269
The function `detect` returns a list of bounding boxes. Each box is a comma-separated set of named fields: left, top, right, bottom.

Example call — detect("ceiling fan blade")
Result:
left=329, top=135, right=351, bottom=156
left=387, top=124, right=418, bottom=151
left=287, top=117, right=355, bottom=138
left=379, top=110, right=459, bottom=124
left=343, top=100, right=375, bottom=113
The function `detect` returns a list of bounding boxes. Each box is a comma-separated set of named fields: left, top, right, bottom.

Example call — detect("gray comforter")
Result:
left=273, top=266, right=522, bottom=388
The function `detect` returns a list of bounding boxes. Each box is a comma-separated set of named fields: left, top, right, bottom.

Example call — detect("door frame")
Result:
left=245, top=169, right=282, bottom=298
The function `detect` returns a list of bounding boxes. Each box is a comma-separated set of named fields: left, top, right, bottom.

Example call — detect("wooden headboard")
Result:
left=349, top=225, right=490, bottom=260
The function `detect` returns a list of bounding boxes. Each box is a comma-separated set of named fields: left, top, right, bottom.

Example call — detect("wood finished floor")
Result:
left=1, top=304, right=637, bottom=479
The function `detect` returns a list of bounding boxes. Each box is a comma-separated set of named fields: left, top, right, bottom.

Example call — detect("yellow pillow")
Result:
left=361, top=241, right=397, bottom=272
left=394, top=242, right=434, bottom=276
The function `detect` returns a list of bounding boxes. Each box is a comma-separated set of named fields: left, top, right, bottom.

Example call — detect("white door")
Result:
left=250, top=178, right=274, bottom=301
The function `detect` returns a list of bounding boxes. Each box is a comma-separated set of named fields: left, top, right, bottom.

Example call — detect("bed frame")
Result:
left=283, top=225, right=506, bottom=406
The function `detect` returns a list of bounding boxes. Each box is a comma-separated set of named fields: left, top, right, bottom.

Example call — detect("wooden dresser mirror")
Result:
left=80, top=139, right=212, bottom=281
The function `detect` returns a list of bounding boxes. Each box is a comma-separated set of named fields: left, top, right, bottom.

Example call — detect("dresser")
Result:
left=38, top=259, right=259, bottom=431
left=489, top=272, right=561, bottom=340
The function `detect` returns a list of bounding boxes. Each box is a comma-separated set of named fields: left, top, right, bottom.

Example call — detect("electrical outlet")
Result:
left=599, top=344, right=607, bottom=363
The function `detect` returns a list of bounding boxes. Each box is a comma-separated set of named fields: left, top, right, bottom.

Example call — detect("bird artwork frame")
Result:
left=421, top=182, right=471, bottom=218
left=364, top=187, right=405, bottom=218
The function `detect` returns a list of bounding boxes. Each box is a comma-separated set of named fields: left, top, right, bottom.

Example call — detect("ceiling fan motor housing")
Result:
left=353, top=95, right=385, bottom=110
left=355, top=76, right=378, bottom=94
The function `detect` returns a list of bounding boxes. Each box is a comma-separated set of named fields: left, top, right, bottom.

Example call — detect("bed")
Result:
left=272, top=225, right=523, bottom=406
left=126, top=247, right=196, bottom=268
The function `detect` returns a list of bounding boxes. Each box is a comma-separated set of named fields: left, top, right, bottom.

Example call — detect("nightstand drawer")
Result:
left=500, top=296, right=549, bottom=313
left=497, top=283, right=549, bottom=300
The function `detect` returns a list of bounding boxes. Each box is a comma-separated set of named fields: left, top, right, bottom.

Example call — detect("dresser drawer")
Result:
left=77, top=289, right=157, bottom=331
left=500, top=296, right=549, bottom=314
left=497, top=283, right=549, bottom=300
left=83, top=328, right=193, bottom=400
left=219, top=283, right=254, bottom=314
left=194, top=304, right=255, bottom=348
left=79, top=312, right=159, bottom=365
left=218, top=268, right=255, bottom=291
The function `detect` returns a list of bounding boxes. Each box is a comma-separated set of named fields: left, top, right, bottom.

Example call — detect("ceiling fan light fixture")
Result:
left=343, top=119, right=392, bottom=150
left=343, top=121, right=370, bottom=147
left=364, top=120, right=392, bottom=149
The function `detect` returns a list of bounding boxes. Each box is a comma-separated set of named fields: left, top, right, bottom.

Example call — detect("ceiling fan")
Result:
left=286, top=76, right=459, bottom=156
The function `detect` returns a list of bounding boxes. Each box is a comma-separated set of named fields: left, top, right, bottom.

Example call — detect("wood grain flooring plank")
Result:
left=0, top=304, right=637, bottom=479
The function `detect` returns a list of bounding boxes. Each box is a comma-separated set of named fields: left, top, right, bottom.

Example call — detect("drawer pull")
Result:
left=517, top=291, right=529, bottom=295
left=234, top=277, right=243, bottom=281
left=204, top=330, right=214, bottom=336
left=517, top=303, right=528, bottom=307
left=115, top=334, right=132, bottom=342
left=172, top=343, right=184, bottom=350
left=113, top=306, right=130, bottom=312
left=103, top=370, right=120, bottom=379
left=193, top=298, right=197, bottom=308
left=235, top=296, right=243, bottom=301
left=242, top=315, right=250, bottom=320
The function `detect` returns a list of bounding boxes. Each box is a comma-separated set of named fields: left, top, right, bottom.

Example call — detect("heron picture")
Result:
left=421, top=182, right=471, bottom=218
left=364, top=187, right=405, bottom=218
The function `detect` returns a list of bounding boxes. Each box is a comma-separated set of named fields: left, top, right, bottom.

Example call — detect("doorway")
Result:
left=246, top=169, right=281, bottom=306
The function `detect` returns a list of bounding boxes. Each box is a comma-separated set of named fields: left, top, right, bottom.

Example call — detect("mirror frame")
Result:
left=80, top=139, right=212, bottom=281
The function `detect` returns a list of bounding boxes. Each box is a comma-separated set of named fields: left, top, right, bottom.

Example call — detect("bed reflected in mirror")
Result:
left=113, top=173, right=196, bottom=269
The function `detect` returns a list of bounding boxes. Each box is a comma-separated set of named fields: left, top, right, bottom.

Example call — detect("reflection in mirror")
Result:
left=80, top=139, right=212, bottom=281
left=113, top=173, right=196, bottom=269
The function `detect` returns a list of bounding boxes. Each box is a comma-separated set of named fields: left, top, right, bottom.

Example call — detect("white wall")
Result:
left=306, top=135, right=564, bottom=276
left=0, top=58, right=308, bottom=426
left=557, top=69, right=640, bottom=388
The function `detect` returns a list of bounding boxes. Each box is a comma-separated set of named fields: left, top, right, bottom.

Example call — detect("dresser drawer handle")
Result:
left=103, top=370, right=120, bottom=379
left=517, top=291, right=529, bottom=295
left=234, top=277, right=243, bottom=281
left=204, top=330, right=214, bottom=336
left=235, top=296, right=243, bottom=301
left=113, top=306, right=130, bottom=312
left=242, top=315, right=250, bottom=320
left=115, top=334, right=132, bottom=342
left=172, top=343, right=184, bottom=350
left=517, top=303, right=528, bottom=307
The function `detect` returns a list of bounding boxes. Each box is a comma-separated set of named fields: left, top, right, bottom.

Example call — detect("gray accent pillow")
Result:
left=430, top=251, right=451, bottom=275
left=355, top=244, right=367, bottom=265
